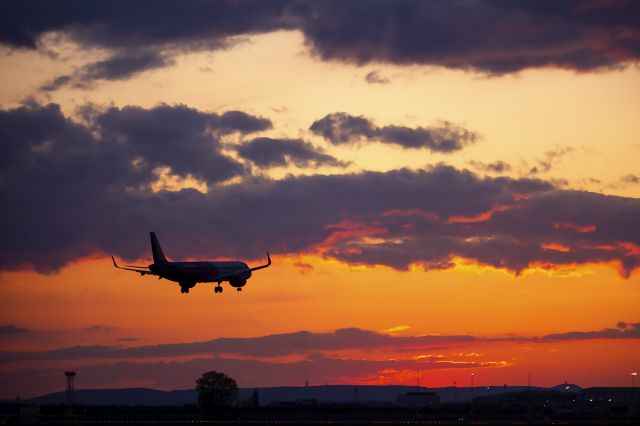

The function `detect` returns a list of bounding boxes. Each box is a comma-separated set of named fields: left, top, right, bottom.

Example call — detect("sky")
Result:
left=0, top=0, right=639, bottom=399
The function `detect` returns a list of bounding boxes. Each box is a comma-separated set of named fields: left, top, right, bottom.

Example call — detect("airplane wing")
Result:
left=111, top=256, right=156, bottom=276
left=212, top=252, right=271, bottom=282
left=249, top=252, right=271, bottom=272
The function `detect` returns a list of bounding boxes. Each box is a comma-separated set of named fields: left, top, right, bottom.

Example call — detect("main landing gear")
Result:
left=214, top=283, right=223, bottom=294
left=179, top=282, right=194, bottom=294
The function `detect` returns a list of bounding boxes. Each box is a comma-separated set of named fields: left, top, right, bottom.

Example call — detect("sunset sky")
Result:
left=1, top=0, right=639, bottom=399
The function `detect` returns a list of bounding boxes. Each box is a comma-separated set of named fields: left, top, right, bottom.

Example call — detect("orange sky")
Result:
left=0, top=2, right=639, bottom=399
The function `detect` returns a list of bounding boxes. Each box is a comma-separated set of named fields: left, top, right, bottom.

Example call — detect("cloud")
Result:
left=539, top=322, right=640, bottom=341
left=2, top=0, right=638, bottom=87
left=528, top=146, right=575, bottom=175
left=213, top=111, right=273, bottom=135
left=0, top=327, right=476, bottom=363
left=364, top=70, right=389, bottom=84
left=0, top=0, right=294, bottom=87
left=0, top=324, right=30, bottom=335
left=1, top=101, right=269, bottom=186
left=310, top=112, right=479, bottom=152
left=0, top=322, right=635, bottom=397
left=236, top=137, right=347, bottom=168
left=621, top=174, right=639, bottom=185
left=0, top=322, right=636, bottom=396
left=469, top=160, right=512, bottom=174
left=325, top=187, right=640, bottom=276
left=1, top=102, right=639, bottom=277
left=2, top=322, right=638, bottom=365
left=41, top=50, right=174, bottom=91
left=295, top=0, right=640, bottom=73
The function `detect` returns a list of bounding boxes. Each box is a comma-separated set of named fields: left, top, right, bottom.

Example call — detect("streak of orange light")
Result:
left=541, top=243, right=571, bottom=252
left=446, top=204, right=514, bottom=224
left=553, top=222, right=597, bottom=233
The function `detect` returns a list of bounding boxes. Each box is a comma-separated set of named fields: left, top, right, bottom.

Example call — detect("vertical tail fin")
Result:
left=150, top=232, right=167, bottom=264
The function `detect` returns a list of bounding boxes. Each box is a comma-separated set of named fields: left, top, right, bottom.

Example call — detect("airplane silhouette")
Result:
left=112, top=232, right=270, bottom=294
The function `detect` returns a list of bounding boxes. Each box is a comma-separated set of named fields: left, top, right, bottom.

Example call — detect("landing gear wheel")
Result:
left=237, top=287, right=242, bottom=292
left=214, top=286, right=223, bottom=293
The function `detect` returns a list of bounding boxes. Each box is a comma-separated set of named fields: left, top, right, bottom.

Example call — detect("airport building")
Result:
left=576, top=387, right=640, bottom=416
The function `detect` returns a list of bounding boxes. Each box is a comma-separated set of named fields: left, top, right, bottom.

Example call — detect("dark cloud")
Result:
left=2, top=321, right=638, bottom=365
left=39, top=75, right=73, bottom=92
left=295, top=0, right=640, bottom=73
left=41, top=51, right=174, bottom=91
left=310, top=113, right=479, bottom=152
left=310, top=113, right=375, bottom=144
left=1, top=102, right=270, bottom=186
left=0, top=102, right=268, bottom=270
left=326, top=187, right=640, bottom=276
left=1, top=102, right=639, bottom=277
left=237, top=137, right=347, bottom=168
left=539, top=322, right=640, bottom=341
left=0, top=0, right=294, bottom=87
left=364, top=70, right=389, bottom=84
left=0, top=0, right=293, bottom=50
left=0, top=324, right=30, bottom=335
left=469, top=160, right=512, bottom=173
left=2, top=1, right=638, bottom=88
left=214, top=111, right=273, bottom=135
left=0, top=327, right=476, bottom=363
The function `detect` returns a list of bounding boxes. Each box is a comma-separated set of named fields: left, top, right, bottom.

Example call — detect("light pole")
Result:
left=632, top=372, right=637, bottom=388
left=470, top=373, right=475, bottom=400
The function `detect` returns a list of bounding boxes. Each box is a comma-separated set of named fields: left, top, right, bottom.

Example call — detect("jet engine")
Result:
left=229, top=277, right=247, bottom=287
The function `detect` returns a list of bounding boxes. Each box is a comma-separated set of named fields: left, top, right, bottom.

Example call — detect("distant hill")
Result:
left=28, top=384, right=582, bottom=406
left=31, top=388, right=196, bottom=406
left=548, top=383, right=582, bottom=393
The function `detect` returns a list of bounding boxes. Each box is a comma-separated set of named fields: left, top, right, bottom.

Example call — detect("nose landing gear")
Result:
left=214, top=283, right=223, bottom=294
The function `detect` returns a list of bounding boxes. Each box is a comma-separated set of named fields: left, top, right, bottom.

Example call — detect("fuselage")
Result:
left=149, top=261, right=251, bottom=286
left=112, top=232, right=270, bottom=295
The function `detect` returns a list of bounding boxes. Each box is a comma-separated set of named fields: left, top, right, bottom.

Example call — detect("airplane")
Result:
left=111, top=232, right=270, bottom=294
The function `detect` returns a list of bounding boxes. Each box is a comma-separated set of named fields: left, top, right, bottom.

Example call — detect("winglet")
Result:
left=111, top=255, right=119, bottom=268
left=249, top=252, right=272, bottom=272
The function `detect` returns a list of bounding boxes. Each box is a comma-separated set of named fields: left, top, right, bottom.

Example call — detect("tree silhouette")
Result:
left=195, top=371, right=238, bottom=410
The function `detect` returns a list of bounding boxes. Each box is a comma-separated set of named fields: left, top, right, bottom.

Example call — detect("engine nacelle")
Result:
left=229, top=277, right=247, bottom=287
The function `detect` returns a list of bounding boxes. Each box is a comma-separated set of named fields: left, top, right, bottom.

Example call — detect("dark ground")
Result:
left=1, top=402, right=639, bottom=425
